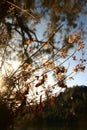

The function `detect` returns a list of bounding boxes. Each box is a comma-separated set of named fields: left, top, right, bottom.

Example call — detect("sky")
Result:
left=34, top=11, right=87, bottom=87
left=0, top=2, right=87, bottom=99
left=67, top=13, right=87, bottom=86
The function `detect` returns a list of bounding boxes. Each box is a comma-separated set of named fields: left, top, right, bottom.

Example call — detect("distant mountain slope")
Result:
left=15, top=86, right=87, bottom=127
left=1, top=86, right=87, bottom=130
left=43, top=86, right=87, bottom=124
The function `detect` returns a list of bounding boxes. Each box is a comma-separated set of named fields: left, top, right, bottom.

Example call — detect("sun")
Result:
left=0, top=60, right=21, bottom=74
left=0, top=60, right=21, bottom=94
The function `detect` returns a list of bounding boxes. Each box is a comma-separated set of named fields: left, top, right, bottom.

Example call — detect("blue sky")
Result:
left=34, top=12, right=87, bottom=87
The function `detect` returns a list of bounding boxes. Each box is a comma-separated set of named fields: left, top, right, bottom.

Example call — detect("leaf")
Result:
left=57, top=73, right=62, bottom=79
left=58, top=81, right=67, bottom=88
left=35, top=78, right=44, bottom=87
left=36, top=91, right=39, bottom=95
left=35, top=76, right=39, bottom=80
left=60, top=49, right=67, bottom=58
left=44, top=42, right=50, bottom=48
left=73, top=64, right=79, bottom=72
left=35, top=82, right=43, bottom=87
left=22, top=84, right=29, bottom=95
left=26, top=65, right=32, bottom=71
left=35, top=74, right=47, bottom=87
left=49, top=96, right=55, bottom=106
left=72, top=56, right=76, bottom=60
left=78, top=43, right=85, bottom=51
left=28, top=49, right=34, bottom=53
left=69, top=77, right=74, bottom=80
left=34, top=104, right=39, bottom=113
left=24, top=44, right=27, bottom=49
left=40, top=90, right=44, bottom=93
left=73, top=64, right=85, bottom=72
left=26, top=39, right=32, bottom=44
left=68, top=36, right=74, bottom=43
left=43, top=74, right=48, bottom=79
left=79, top=66, right=85, bottom=71
left=39, top=95, right=43, bottom=113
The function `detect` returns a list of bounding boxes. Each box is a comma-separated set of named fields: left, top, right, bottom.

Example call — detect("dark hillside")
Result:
left=0, top=86, right=87, bottom=130
left=14, top=86, right=87, bottom=129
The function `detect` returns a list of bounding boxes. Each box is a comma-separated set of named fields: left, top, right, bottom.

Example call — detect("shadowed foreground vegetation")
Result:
left=0, top=1, right=87, bottom=130
left=17, top=87, right=87, bottom=123
left=0, top=101, right=14, bottom=130
left=0, top=86, right=87, bottom=130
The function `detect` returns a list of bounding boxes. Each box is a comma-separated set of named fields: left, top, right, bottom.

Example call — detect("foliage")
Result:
left=0, top=101, right=14, bottom=130
left=13, top=86, right=87, bottom=128
left=44, top=86, right=87, bottom=122
left=0, top=0, right=87, bottom=129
